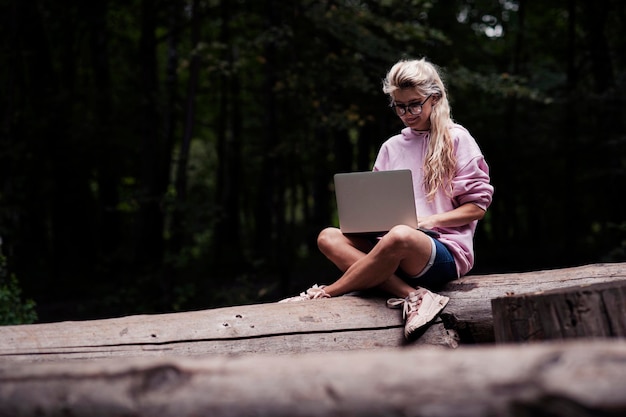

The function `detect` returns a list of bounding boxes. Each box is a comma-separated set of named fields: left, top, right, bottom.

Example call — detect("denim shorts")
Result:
left=397, top=237, right=458, bottom=291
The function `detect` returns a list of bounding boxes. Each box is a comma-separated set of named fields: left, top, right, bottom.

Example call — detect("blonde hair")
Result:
left=382, top=58, right=456, bottom=200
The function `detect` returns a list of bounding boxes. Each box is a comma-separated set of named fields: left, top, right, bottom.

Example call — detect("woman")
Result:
left=280, top=58, right=494, bottom=340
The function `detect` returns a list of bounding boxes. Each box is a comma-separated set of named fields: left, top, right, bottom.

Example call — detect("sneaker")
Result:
left=387, top=289, right=449, bottom=339
left=278, top=284, right=330, bottom=303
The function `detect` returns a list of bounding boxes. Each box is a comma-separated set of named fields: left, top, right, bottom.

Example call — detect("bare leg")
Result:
left=317, top=225, right=433, bottom=298
left=315, top=227, right=375, bottom=271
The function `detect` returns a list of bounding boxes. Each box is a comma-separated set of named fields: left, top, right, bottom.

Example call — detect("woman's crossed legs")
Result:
left=316, top=225, right=433, bottom=299
left=278, top=225, right=451, bottom=339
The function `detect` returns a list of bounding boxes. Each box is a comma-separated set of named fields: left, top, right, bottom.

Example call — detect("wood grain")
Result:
left=0, top=262, right=623, bottom=362
left=492, top=280, right=626, bottom=342
left=1, top=340, right=626, bottom=417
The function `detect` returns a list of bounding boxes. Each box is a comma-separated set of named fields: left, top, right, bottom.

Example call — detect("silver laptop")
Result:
left=333, top=169, right=419, bottom=235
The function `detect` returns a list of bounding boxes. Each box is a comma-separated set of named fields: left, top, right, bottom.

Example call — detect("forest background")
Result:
left=1, top=0, right=625, bottom=324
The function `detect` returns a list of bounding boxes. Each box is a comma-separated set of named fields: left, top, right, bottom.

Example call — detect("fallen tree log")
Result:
left=492, top=280, right=626, bottom=343
left=441, top=262, right=626, bottom=343
left=1, top=340, right=626, bottom=417
left=0, top=262, right=624, bottom=361
left=0, top=297, right=455, bottom=361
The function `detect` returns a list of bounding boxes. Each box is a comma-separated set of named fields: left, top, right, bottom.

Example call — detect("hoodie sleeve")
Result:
left=453, top=155, right=493, bottom=211
left=448, top=125, right=493, bottom=210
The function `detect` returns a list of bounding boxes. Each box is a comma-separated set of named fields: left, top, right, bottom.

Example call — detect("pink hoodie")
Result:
left=373, top=124, right=493, bottom=277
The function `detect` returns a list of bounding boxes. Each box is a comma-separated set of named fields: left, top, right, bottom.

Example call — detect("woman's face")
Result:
left=391, top=89, right=435, bottom=131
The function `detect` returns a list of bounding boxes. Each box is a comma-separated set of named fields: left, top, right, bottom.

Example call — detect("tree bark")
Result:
left=441, top=262, right=626, bottom=343
left=0, top=262, right=623, bottom=362
left=492, top=280, right=626, bottom=343
left=170, top=0, right=197, bottom=257
left=214, top=0, right=243, bottom=266
left=1, top=340, right=626, bottom=417
left=135, top=0, right=165, bottom=267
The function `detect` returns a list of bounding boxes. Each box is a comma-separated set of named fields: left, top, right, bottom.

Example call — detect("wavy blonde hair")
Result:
left=382, top=58, right=456, bottom=200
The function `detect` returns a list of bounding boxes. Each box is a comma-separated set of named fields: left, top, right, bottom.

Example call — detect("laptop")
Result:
left=333, top=169, right=417, bottom=235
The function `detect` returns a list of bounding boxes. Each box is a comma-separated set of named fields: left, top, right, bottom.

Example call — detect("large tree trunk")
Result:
left=135, top=0, right=165, bottom=268
left=214, top=0, right=243, bottom=267
left=0, top=262, right=623, bottom=362
left=155, top=0, right=185, bottom=309
left=89, top=0, right=121, bottom=262
left=441, top=262, right=626, bottom=343
left=492, top=280, right=626, bottom=343
left=1, top=340, right=626, bottom=417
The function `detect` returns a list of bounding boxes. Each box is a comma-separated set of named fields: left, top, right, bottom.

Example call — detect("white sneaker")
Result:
left=278, top=284, right=330, bottom=303
left=387, top=289, right=449, bottom=339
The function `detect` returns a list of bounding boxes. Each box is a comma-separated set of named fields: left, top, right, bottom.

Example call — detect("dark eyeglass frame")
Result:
left=390, top=94, right=433, bottom=116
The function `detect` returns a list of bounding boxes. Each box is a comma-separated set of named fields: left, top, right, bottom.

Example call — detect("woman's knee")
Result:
left=317, top=227, right=344, bottom=252
left=379, top=225, right=424, bottom=253
left=385, top=225, right=415, bottom=242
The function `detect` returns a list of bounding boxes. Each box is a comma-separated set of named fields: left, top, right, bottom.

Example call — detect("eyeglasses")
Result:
left=390, top=94, right=432, bottom=116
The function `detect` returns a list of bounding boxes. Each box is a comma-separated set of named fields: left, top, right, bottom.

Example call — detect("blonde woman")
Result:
left=281, top=58, right=494, bottom=340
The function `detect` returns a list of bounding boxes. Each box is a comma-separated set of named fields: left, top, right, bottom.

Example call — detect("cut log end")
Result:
left=492, top=280, right=626, bottom=343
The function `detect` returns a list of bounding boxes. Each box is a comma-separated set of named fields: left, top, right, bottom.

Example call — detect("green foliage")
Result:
left=0, top=275, right=38, bottom=326
left=0, top=245, right=37, bottom=325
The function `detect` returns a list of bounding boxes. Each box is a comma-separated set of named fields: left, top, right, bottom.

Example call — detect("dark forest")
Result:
left=1, top=0, right=625, bottom=324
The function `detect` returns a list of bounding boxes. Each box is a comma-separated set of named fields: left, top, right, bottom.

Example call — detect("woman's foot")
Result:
left=387, top=289, right=449, bottom=339
left=278, top=284, right=331, bottom=303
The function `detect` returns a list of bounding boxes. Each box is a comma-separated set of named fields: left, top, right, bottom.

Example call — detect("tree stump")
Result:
left=491, top=280, right=626, bottom=343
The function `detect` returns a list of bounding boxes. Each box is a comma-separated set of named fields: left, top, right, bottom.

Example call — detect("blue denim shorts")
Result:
left=397, top=237, right=457, bottom=290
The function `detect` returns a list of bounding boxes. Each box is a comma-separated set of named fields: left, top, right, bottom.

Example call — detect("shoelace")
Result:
left=387, top=292, right=422, bottom=319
